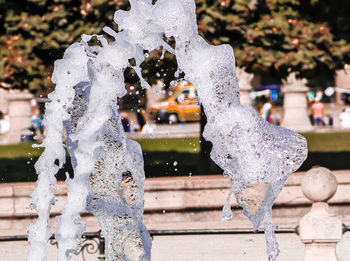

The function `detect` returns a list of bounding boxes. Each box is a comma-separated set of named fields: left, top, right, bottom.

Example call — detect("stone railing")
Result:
left=1, top=167, right=350, bottom=260
left=1, top=168, right=350, bottom=236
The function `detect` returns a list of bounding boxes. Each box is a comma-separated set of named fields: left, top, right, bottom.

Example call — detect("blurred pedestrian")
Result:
left=121, top=112, right=130, bottom=132
left=136, top=107, right=146, bottom=130
left=260, top=98, right=272, bottom=122
left=307, top=91, right=315, bottom=103
left=31, top=101, right=44, bottom=140
left=311, top=98, right=325, bottom=126
left=270, top=107, right=281, bottom=125
left=141, top=108, right=156, bottom=137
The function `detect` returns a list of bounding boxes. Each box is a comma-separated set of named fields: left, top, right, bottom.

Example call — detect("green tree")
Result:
left=196, top=0, right=350, bottom=79
left=1, top=0, right=350, bottom=93
left=0, top=0, right=180, bottom=94
left=0, top=0, right=130, bottom=92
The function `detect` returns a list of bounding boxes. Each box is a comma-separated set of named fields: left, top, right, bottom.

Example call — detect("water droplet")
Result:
left=154, top=86, right=161, bottom=94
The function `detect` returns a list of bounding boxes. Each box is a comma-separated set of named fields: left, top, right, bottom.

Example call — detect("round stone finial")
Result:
left=301, top=167, right=337, bottom=202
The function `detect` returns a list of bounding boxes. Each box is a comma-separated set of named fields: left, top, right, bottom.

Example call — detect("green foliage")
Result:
left=135, top=137, right=200, bottom=153
left=0, top=131, right=348, bottom=160
left=1, top=0, right=350, bottom=92
left=196, top=0, right=350, bottom=79
left=0, top=0, right=130, bottom=91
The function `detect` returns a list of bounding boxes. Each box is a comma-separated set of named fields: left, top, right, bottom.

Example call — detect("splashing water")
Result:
left=27, top=0, right=307, bottom=260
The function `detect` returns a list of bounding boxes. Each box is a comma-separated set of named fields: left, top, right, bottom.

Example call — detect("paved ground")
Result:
left=126, top=103, right=350, bottom=139
left=2, top=232, right=350, bottom=260
left=127, top=122, right=200, bottom=139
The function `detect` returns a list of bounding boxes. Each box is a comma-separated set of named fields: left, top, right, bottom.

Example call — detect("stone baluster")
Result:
left=281, top=73, right=313, bottom=132
left=299, top=167, right=342, bottom=261
left=236, top=68, right=253, bottom=106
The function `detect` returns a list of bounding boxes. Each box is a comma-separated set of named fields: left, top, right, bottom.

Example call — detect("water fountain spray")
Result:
left=27, top=1, right=307, bottom=260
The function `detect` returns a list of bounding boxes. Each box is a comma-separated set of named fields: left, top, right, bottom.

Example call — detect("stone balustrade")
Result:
left=1, top=168, right=350, bottom=260
left=1, top=169, right=350, bottom=237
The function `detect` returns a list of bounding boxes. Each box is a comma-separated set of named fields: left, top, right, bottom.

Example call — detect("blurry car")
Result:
left=149, top=81, right=200, bottom=123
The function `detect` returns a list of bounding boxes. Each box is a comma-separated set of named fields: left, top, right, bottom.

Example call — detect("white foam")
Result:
left=28, top=1, right=307, bottom=260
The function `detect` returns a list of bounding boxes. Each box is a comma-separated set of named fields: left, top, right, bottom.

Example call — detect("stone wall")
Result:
left=1, top=170, right=350, bottom=237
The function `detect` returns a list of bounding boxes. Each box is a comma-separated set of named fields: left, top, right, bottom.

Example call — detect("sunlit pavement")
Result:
left=2, top=232, right=350, bottom=260
left=127, top=122, right=200, bottom=139
left=127, top=103, right=350, bottom=139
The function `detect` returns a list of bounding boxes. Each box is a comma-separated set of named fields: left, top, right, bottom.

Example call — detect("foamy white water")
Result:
left=28, top=1, right=307, bottom=260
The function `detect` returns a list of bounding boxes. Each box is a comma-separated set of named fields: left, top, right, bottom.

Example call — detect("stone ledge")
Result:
left=1, top=170, right=350, bottom=216
left=1, top=170, right=350, bottom=235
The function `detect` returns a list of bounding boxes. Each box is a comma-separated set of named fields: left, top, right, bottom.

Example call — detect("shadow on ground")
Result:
left=1, top=151, right=350, bottom=183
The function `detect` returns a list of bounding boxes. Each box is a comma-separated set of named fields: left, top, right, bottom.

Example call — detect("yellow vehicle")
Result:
left=149, top=81, right=201, bottom=123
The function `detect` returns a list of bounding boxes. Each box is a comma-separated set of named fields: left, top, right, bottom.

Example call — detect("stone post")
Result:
left=0, top=88, right=9, bottom=112
left=6, top=89, right=33, bottom=144
left=299, top=167, right=342, bottom=261
left=281, top=73, right=313, bottom=132
left=335, top=64, right=350, bottom=105
left=236, top=68, right=253, bottom=106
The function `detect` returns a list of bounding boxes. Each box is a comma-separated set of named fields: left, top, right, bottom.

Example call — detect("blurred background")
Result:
left=1, top=0, right=350, bottom=260
left=1, top=0, right=350, bottom=181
